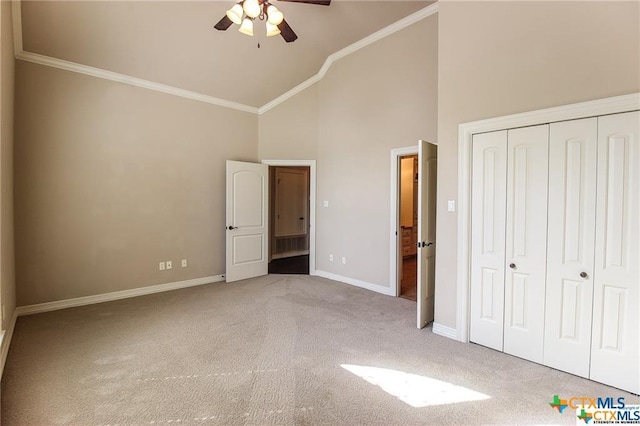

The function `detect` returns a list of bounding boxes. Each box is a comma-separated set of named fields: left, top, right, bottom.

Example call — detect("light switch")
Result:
left=323, top=200, right=329, bottom=208
left=448, top=200, right=456, bottom=212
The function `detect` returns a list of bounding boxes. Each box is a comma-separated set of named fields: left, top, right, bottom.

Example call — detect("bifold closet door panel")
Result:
left=543, top=118, right=597, bottom=378
left=470, top=130, right=508, bottom=351
left=590, top=111, right=639, bottom=394
left=503, top=125, right=549, bottom=364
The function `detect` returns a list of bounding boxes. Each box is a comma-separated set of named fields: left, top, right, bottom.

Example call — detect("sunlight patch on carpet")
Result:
left=341, top=364, right=490, bottom=408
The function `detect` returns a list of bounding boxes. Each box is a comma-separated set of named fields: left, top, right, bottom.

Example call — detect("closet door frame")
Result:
left=454, top=93, right=640, bottom=344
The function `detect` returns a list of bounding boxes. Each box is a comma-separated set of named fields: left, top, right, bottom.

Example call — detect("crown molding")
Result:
left=319, top=2, right=439, bottom=80
left=258, top=2, right=439, bottom=114
left=15, top=51, right=259, bottom=114
left=11, top=0, right=438, bottom=115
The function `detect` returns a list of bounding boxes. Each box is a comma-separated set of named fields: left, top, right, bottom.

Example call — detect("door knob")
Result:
left=227, top=226, right=237, bottom=230
left=426, top=242, right=433, bottom=247
left=580, top=272, right=588, bottom=279
left=509, top=263, right=516, bottom=270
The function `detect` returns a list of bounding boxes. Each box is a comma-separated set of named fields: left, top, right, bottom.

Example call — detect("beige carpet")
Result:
left=2, top=274, right=637, bottom=425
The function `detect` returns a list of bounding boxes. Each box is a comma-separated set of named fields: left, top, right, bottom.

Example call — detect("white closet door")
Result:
left=470, top=130, right=507, bottom=351
left=503, top=125, right=549, bottom=364
left=590, top=111, right=639, bottom=394
left=544, top=118, right=597, bottom=378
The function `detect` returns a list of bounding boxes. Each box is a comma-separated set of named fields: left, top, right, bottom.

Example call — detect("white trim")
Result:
left=321, top=3, right=438, bottom=75
left=1, top=311, right=18, bottom=378
left=15, top=51, right=259, bottom=114
left=258, top=75, right=321, bottom=115
left=432, top=322, right=457, bottom=340
left=261, top=159, right=317, bottom=275
left=456, top=93, right=640, bottom=343
left=11, top=0, right=22, bottom=55
left=389, top=145, right=419, bottom=297
left=10, top=0, right=437, bottom=115
left=258, top=3, right=439, bottom=114
left=15, top=275, right=224, bottom=316
left=313, top=270, right=395, bottom=296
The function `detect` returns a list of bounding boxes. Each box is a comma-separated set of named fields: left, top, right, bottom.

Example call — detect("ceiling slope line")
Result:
left=10, top=1, right=438, bottom=115
left=258, top=2, right=439, bottom=114
left=15, top=51, right=259, bottom=114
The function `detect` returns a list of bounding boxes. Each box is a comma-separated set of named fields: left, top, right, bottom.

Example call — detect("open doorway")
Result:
left=390, top=141, right=438, bottom=329
left=399, top=155, right=418, bottom=301
left=267, top=166, right=311, bottom=274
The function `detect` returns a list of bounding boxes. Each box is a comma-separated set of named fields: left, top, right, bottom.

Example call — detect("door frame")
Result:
left=262, top=159, right=317, bottom=275
left=455, top=93, right=640, bottom=344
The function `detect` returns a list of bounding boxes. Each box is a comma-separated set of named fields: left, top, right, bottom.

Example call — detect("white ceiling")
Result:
left=20, top=1, right=432, bottom=107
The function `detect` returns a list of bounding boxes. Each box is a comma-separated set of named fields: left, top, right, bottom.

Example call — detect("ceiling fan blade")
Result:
left=214, top=15, right=233, bottom=31
left=278, top=0, right=331, bottom=5
left=278, top=19, right=298, bottom=43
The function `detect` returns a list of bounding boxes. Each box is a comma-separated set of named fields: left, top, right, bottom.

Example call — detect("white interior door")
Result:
left=226, top=160, right=268, bottom=283
left=417, top=140, right=437, bottom=329
left=503, top=125, right=549, bottom=364
left=590, top=111, right=639, bottom=394
left=544, top=118, right=597, bottom=378
left=470, top=130, right=507, bottom=350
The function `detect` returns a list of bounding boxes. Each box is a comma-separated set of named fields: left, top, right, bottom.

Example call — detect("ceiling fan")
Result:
left=214, top=0, right=331, bottom=43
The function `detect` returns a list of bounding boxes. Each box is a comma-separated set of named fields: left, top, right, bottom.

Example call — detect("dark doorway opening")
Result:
left=268, top=255, right=310, bottom=274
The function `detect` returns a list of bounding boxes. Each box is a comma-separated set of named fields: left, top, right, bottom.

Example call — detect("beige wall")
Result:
left=436, top=1, right=640, bottom=328
left=14, top=62, right=258, bottom=306
left=258, top=84, right=319, bottom=160
left=258, top=16, right=438, bottom=289
left=316, top=15, right=437, bottom=287
left=13, top=1, right=638, bottom=331
left=1, top=0, right=16, bottom=344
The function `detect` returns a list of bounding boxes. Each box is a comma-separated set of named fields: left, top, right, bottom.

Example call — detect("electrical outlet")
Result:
left=329, top=254, right=333, bottom=261
left=181, top=259, right=187, bottom=268
left=159, top=261, right=165, bottom=271
left=166, top=261, right=173, bottom=270
left=341, top=256, right=347, bottom=264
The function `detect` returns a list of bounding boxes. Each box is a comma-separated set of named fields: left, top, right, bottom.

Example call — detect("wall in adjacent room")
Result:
left=1, top=0, right=16, bottom=363
left=436, top=0, right=640, bottom=329
left=14, top=61, right=258, bottom=306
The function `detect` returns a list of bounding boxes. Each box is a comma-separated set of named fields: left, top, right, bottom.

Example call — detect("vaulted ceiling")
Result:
left=20, top=1, right=432, bottom=108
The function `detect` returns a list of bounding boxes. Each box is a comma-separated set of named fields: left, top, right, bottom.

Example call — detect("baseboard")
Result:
left=1, top=310, right=18, bottom=378
left=16, top=275, right=225, bottom=316
left=432, top=322, right=458, bottom=340
left=313, top=270, right=395, bottom=296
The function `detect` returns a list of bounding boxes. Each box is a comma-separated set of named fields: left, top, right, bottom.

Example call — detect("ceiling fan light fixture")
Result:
left=243, top=0, right=261, bottom=19
left=239, top=17, right=254, bottom=36
left=266, top=5, right=284, bottom=26
left=265, top=21, right=281, bottom=37
left=226, top=3, right=244, bottom=25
